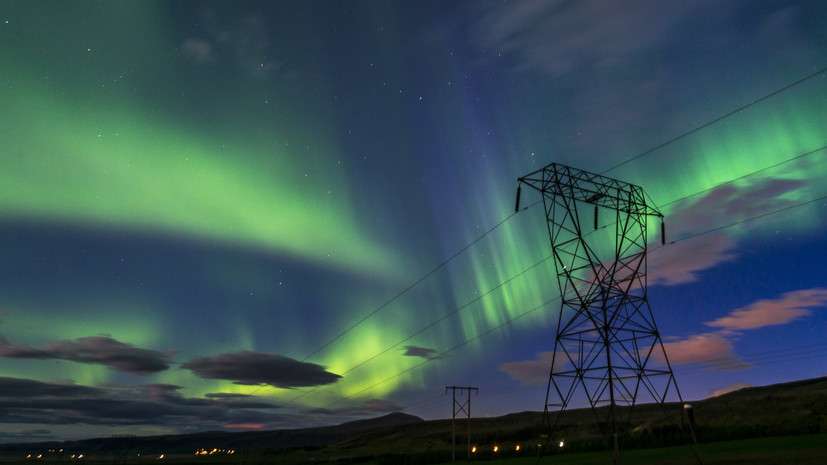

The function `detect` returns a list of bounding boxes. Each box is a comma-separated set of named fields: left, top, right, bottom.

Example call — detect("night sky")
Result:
left=1, top=0, right=826, bottom=443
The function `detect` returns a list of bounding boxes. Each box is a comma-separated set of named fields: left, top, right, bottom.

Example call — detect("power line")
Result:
left=284, top=87, right=827, bottom=411
left=675, top=342, right=827, bottom=376
left=307, top=142, right=826, bottom=409
left=599, top=65, right=827, bottom=175
left=202, top=67, right=827, bottom=417
left=284, top=143, right=826, bottom=407
left=409, top=342, right=827, bottom=403
left=659, top=144, right=827, bottom=209
left=297, top=211, right=519, bottom=363
left=286, top=178, right=827, bottom=414
left=213, top=207, right=523, bottom=408
left=661, top=192, right=827, bottom=244
left=285, top=65, right=827, bottom=387
left=310, top=296, right=558, bottom=412
left=308, top=188, right=827, bottom=412
left=278, top=251, right=555, bottom=408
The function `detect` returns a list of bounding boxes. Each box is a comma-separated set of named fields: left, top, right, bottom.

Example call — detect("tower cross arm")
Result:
left=517, top=162, right=662, bottom=217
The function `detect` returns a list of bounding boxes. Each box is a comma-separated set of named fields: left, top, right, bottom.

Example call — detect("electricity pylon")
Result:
left=515, top=163, right=700, bottom=464
left=446, top=386, right=478, bottom=462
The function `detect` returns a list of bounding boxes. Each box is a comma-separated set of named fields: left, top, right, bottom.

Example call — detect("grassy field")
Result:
left=3, top=433, right=824, bottom=464
left=440, top=434, right=827, bottom=465
left=4, top=377, right=825, bottom=464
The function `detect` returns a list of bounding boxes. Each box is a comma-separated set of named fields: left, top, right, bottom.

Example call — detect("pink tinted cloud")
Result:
left=224, top=423, right=265, bottom=430
left=655, top=333, right=746, bottom=370
left=498, top=351, right=560, bottom=386
left=648, top=233, right=737, bottom=286
left=665, top=178, right=806, bottom=238
left=647, top=176, right=806, bottom=287
left=705, top=288, right=827, bottom=331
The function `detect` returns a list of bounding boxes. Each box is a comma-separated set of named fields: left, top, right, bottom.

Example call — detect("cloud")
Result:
left=0, top=428, right=53, bottom=442
left=0, top=376, right=103, bottom=398
left=402, top=345, right=449, bottom=361
left=360, top=398, right=403, bottom=412
left=142, top=383, right=210, bottom=406
left=712, top=382, right=752, bottom=397
left=665, top=178, right=808, bottom=239
left=506, top=287, right=823, bottom=381
left=704, top=288, right=827, bottom=331
left=470, top=0, right=711, bottom=77
left=181, top=351, right=342, bottom=388
left=304, top=398, right=405, bottom=417
left=142, top=383, right=275, bottom=409
left=498, top=351, right=557, bottom=385
left=0, top=336, right=172, bottom=375
left=205, top=392, right=254, bottom=399
left=649, top=176, right=808, bottom=287
left=454, top=0, right=750, bottom=155
left=181, top=38, right=216, bottom=64
left=656, top=333, right=747, bottom=370
left=653, top=288, right=826, bottom=371
left=580, top=164, right=806, bottom=293
left=648, top=233, right=737, bottom=286
left=182, top=9, right=282, bottom=79
left=0, top=376, right=293, bottom=434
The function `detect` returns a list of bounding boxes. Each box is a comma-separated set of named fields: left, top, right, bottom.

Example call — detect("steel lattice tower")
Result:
left=515, top=163, right=699, bottom=464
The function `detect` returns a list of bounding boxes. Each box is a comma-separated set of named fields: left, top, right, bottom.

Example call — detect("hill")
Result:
left=1, top=376, right=825, bottom=463
left=297, top=376, right=827, bottom=463
left=0, top=411, right=423, bottom=458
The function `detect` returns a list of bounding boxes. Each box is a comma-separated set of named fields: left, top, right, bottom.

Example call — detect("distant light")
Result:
left=471, top=446, right=476, bottom=453
left=493, top=445, right=498, bottom=452
left=515, top=445, right=520, bottom=451
left=559, top=440, right=565, bottom=448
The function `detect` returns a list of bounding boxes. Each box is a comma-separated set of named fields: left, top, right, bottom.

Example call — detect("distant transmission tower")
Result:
left=515, top=163, right=700, bottom=464
left=446, top=386, right=478, bottom=462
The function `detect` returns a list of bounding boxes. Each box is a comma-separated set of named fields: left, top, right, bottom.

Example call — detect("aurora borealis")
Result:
left=1, top=0, right=826, bottom=442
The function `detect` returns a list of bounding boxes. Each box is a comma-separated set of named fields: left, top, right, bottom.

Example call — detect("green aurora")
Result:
left=0, top=0, right=826, bottom=441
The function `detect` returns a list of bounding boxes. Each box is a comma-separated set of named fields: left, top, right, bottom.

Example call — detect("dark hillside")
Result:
left=1, top=377, right=824, bottom=462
